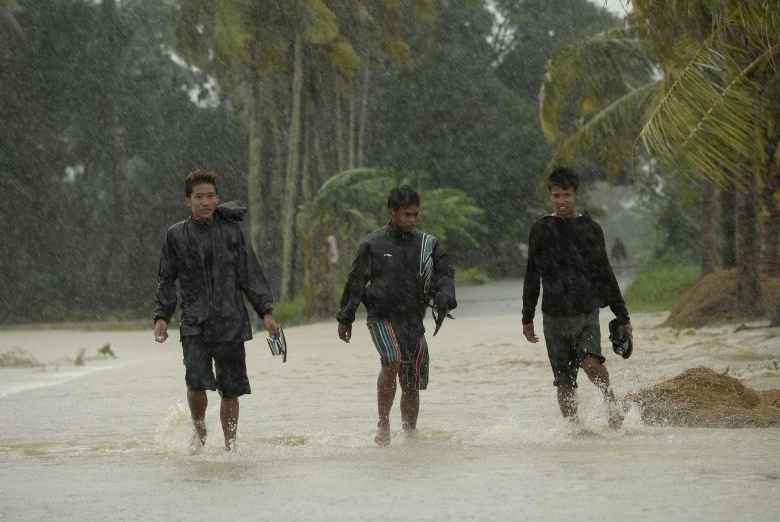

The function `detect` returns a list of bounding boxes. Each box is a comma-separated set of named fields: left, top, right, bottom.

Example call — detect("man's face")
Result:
left=549, top=185, right=577, bottom=218
left=390, top=204, right=419, bottom=233
left=187, top=182, right=219, bottom=220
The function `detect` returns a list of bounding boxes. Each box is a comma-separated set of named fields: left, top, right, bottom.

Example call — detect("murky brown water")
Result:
left=2, top=281, right=779, bottom=521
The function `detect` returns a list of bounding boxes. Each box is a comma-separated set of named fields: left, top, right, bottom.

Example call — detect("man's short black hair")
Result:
left=547, top=167, right=579, bottom=192
left=387, top=185, right=420, bottom=209
left=185, top=169, right=219, bottom=197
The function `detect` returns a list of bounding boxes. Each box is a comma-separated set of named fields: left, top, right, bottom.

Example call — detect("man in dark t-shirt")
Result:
left=522, top=167, right=632, bottom=428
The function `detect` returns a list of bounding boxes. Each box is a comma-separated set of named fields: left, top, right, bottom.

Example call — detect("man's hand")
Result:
left=263, top=313, right=279, bottom=336
left=434, top=292, right=451, bottom=313
left=624, top=322, right=633, bottom=338
left=154, top=319, right=168, bottom=343
left=338, top=322, right=352, bottom=343
left=522, top=321, right=539, bottom=343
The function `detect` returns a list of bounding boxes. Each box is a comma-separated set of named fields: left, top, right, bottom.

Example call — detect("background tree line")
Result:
left=2, top=0, right=624, bottom=324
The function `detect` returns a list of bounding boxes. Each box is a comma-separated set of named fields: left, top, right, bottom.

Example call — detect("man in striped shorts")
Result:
left=337, top=186, right=457, bottom=446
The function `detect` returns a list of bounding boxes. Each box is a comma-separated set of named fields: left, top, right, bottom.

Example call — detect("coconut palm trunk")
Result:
left=279, top=31, right=304, bottom=300
left=246, top=74, right=265, bottom=255
left=761, top=162, right=780, bottom=277
left=701, top=180, right=718, bottom=274
left=720, top=186, right=737, bottom=268
left=735, top=180, right=763, bottom=317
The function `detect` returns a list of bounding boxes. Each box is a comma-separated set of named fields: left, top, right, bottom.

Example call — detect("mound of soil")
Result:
left=0, top=349, right=43, bottom=368
left=664, top=269, right=780, bottom=329
left=626, top=367, right=780, bottom=428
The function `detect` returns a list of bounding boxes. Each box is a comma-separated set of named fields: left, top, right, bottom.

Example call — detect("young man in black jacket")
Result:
left=522, top=167, right=632, bottom=428
left=153, top=169, right=278, bottom=452
left=337, top=186, right=457, bottom=446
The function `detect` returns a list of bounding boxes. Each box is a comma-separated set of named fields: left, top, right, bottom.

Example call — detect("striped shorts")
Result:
left=367, top=318, right=430, bottom=390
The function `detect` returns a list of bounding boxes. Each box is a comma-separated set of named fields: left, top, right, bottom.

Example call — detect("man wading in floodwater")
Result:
left=522, top=167, right=632, bottom=429
left=337, top=186, right=457, bottom=446
left=153, top=169, right=278, bottom=452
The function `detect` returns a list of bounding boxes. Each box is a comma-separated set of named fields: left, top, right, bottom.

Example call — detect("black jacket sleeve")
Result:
left=432, top=240, right=457, bottom=310
left=337, top=241, right=371, bottom=324
left=592, top=223, right=630, bottom=323
left=522, top=223, right=541, bottom=324
left=153, top=229, right=178, bottom=323
left=237, top=229, right=274, bottom=318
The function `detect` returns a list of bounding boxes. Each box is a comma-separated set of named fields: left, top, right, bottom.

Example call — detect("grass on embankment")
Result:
left=625, top=258, right=701, bottom=313
left=2, top=266, right=493, bottom=331
left=455, top=266, right=492, bottom=286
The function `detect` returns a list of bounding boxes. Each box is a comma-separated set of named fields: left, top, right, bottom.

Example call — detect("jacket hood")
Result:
left=215, top=201, right=247, bottom=222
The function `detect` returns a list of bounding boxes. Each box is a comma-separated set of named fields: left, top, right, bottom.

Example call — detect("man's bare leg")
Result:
left=557, top=384, right=577, bottom=419
left=220, top=397, right=239, bottom=451
left=376, top=362, right=399, bottom=446
left=580, top=355, right=623, bottom=429
left=400, top=385, right=419, bottom=432
left=187, top=388, right=208, bottom=446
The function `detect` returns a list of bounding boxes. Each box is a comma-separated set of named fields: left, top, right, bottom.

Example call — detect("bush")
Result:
left=625, top=257, right=700, bottom=312
left=455, top=266, right=492, bottom=286
left=272, top=295, right=309, bottom=327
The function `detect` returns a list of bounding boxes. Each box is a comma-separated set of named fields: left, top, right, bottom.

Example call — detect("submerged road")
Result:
left=1, top=278, right=779, bottom=522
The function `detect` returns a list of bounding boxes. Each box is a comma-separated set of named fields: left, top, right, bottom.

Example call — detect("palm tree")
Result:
left=539, top=1, right=780, bottom=320
left=297, top=168, right=485, bottom=318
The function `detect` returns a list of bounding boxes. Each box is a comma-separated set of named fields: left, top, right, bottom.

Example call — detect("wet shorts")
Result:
left=181, top=335, right=251, bottom=398
left=367, top=318, right=429, bottom=390
left=542, top=309, right=604, bottom=388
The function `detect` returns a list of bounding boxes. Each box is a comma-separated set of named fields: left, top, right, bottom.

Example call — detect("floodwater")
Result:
left=1, top=281, right=779, bottom=521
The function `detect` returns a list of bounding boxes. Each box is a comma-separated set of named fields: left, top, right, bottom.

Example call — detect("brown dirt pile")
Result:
left=664, top=270, right=780, bottom=329
left=626, top=367, right=780, bottom=428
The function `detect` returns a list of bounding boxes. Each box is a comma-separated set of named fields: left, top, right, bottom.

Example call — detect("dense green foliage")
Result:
left=625, top=257, right=701, bottom=313
left=1, top=0, right=620, bottom=324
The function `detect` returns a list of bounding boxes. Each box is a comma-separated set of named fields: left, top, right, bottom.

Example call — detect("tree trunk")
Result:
left=102, top=125, right=129, bottom=302
left=279, top=32, right=304, bottom=300
left=761, top=159, right=780, bottom=277
left=701, top=180, right=718, bottom=274
left=334, top=75, right=345, bottom=172
left=735, top=181, right=763, bottom=317
left=772, top=290, right=780, bottom=327
left=348, top=81, right=356, bottom=169
left=98, top=0, right=128, bottom=305
left=356, top=57, right=371, bottom=168
left=262, top=76, right=287, bottom=294
left=720, top=185, right=737, bottom=268
left=246, top=74, right=265, bottom=256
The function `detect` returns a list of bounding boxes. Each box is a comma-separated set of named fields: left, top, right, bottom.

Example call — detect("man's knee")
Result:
left=400, top=384, right=419, bottom=396
left=557, top=384, right=575, bottom=397
left=382, top=361, right=401, bottom=374
left=579, top=354, right=603, bottom=372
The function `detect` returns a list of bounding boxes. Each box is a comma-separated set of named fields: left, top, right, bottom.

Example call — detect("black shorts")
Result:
left=181, top=336, right=251, bottom=398
left=542, top=309, right=604, bottom=388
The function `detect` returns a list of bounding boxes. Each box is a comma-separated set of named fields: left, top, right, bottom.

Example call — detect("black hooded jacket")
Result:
left=153, top=202, right=274, bottom=342
left=522, top=214, right=629, bottom=324
left=337, top=224, right=457, bottom=325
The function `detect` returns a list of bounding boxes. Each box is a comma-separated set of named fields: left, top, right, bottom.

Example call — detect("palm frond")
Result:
left=639, top=42, right=779, bottom=185
left=540, top=28, right=656, bottom=144
left=553, top=80, right=659, bottom=168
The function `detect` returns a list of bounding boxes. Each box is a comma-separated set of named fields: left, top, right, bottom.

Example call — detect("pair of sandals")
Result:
left=608, top=319, right=633, bottom=359
left=266, top=328, right=288, bottom=363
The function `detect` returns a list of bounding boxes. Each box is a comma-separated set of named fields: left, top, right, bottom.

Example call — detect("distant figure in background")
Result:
left=521, top=167, right=632, bottom=429
left=153, top=169, right=278, bottom=452
left=337, top=186, right=457, bottom=446
left=611, top=237, right=628, bottom=265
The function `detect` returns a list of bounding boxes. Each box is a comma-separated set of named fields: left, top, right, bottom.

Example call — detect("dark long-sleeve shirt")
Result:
left=337, top=224, right=457, bottom=324
left=522, top=214, right=629, bottom=324
left=153, top=202, right=274, bottom=342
